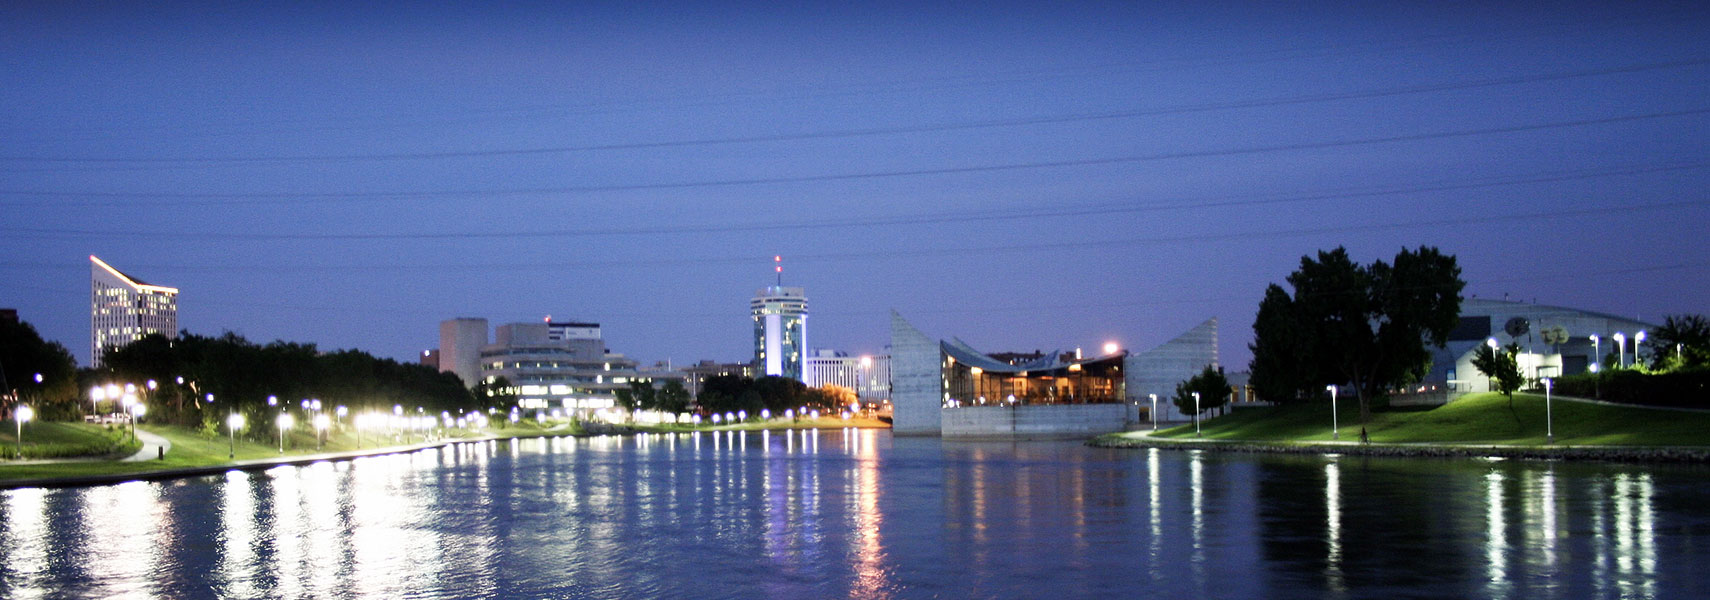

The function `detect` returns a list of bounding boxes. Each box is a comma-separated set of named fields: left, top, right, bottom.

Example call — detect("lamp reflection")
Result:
left=2, top=488, right=51, bottom=598
left=1324, top=458, right=1344, bottom=594
left=1485, top=470, right=1509, bottom=598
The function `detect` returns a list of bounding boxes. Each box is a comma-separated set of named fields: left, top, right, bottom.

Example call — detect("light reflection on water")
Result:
left=1, top=430, right=1706, bottom=599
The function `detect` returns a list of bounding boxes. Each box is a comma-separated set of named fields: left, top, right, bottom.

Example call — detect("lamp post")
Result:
left=90, top=386, right=105, bottom=419
left=1192, top=391, right=1201, bottom=437
left=1327, top=385, right=1339, bottom=440
left=277, top=413, right=294, bottom=454
left=1542, top=378, right=1554, bottom=445
left=121, top=392, right=139, bottom=441
left=1634, top=331, right=1647, bottom=368
left=14, top=405, right=32, bottom=459
left=1613, top=332, right=1626, bottom=368
left=227, top=413, right=245, bottom=459
left=314, top=414, right=330, bottom=450
left=1149, top=394, right=1158, bottom=430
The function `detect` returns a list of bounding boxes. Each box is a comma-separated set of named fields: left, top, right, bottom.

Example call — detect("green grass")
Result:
left=1139, top=393, right=1710, bottom=446
left=0, top=420, right=138, bottom=460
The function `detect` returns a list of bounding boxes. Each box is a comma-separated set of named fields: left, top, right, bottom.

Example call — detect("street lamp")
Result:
left=314, top=414, right=330, bottom=450
left=1613, top=332, right=1626, bottom=368
left=90, top=385, right=105, bottom=419
left=1192, top=391, right=1201, bottom=437
left=1149, top=394, right=1158, bottom=430
left=227, top=413, right=245, bottom=459
left=1634, top=331, right=1647, bottom=368
left=14, top=405, right=32, bottom=459
left=1327, top=385, right=1339, bottom=440
left=277, top=413, right=294, bottom=454
left=1589, top=334, right=1600, bottom=368
left=121, top=392, right=139, bottom=440
left=1542, top=377, right=1554, bottom=445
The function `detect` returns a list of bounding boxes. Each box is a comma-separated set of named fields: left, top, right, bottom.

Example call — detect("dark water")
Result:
left=2, top=429, right=1706, bottom=599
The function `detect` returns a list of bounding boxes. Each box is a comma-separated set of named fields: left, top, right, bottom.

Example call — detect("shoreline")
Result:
left=0, top=421, right=892, bottom=491
left=1088, top=433, right=1710, bottom=464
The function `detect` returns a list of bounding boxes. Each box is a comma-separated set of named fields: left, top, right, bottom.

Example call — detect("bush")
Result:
left=1552, top=367, right=1710, bottom=408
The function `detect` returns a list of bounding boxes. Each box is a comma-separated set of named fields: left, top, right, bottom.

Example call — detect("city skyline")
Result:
left=3, top=2, right=1707, bottom=370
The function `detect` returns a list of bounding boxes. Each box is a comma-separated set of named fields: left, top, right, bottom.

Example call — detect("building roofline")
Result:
left=90, top=255, right=178, bottom=294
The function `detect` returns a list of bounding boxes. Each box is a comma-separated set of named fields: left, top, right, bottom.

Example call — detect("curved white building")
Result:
left=90, top=255, right=177, bottom=367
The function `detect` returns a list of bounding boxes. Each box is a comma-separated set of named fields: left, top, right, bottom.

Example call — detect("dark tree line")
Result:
left=1249, top=246, right=1464, bottom=426
left=0, top=317, right=80, bottom=420
left=695, top=375, right=845, bottom=416
left=97, top=332, right=473, bottom=432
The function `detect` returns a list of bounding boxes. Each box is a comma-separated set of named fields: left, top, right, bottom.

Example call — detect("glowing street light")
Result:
left=276, top=413, right=294, bottom=454
left=121, top=392, right=139, bottom=440
left=90, top=385, right=105, bottom=417
left=1193, top=391, right=1201, bottom=437
left=1613, top=332, right=1626, bottom=368
left=1103, top=341, right=1119, bottom=355
left=1542, top=377, right=1555, bottom=445
left=227, top=413, right=246, bottom=459
left=1327, top=385, right=1339, bottom=440
left=314, top=414, right=331, bottom=450
left=14, top=405, right=33, bottom=459
left=1149, top=394, right=1158, bottom=431
left=1635, top=331, right=1647, bottom=367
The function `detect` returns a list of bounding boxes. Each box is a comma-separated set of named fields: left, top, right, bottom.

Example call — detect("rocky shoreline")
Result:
left=1088, top=435, right=1710, bottom=464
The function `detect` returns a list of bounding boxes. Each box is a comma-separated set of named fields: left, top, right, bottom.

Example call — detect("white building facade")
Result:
left=478, top=320, right=685, bottom=418
left=90, top=255, right=177, bottom=367
left=805, top=349, right=891, bottom=404
left=752, top=286, right=808, bottom=381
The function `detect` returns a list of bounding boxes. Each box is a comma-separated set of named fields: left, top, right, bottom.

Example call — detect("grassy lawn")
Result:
left=1143, top=392, right=1710, bottom=446
left=0, top=420, right=138, bottom=460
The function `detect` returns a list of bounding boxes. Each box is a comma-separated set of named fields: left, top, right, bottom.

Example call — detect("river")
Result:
left=2, top=429, right=1705, bottom=599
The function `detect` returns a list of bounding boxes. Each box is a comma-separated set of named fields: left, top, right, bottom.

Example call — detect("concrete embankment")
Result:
left=1089, top=435, right=1710, bottom=464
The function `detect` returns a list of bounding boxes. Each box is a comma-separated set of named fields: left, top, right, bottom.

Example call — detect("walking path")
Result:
left=121, top=429, right=172, bottom=462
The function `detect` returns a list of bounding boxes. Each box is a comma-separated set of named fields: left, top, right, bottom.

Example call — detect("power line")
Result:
left=4, top=58, right=1704, bottom=167
left=4, top=107, right=1704, bottom=205
left=3, top=197, right=1700, bottom=273
left=5, top=160, right=1704, bottom=240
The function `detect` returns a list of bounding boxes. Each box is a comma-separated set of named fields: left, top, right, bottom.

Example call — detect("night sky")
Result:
left=3, top=2, right=1707, bottom=373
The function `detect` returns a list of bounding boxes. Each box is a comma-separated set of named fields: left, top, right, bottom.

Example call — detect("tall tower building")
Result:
left=90, top=255, right=178, bottom=367
left=752, top=283, right=808, bottom=382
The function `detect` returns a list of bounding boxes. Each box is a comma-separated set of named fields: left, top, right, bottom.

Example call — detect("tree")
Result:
left=1471, top=342, right=1525, bottom=399
left=656, top=380, right=690, bottom=415
left=1172, top=365, right=1232, bottom=417
left=1249, top=284, right=1322, bottom=403
left=473, top=376, right=517, bottom=412
left=1646, top=314, right=1710, bottom=371
left=1248, top=246, right=1464, bottom=426
left=0, top=317, right=79, bottom=419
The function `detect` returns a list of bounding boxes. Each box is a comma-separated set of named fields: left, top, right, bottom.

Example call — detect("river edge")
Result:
left=0, top=422, right=892, bottom=491
left=1088, top=433, right=1710, bottom=464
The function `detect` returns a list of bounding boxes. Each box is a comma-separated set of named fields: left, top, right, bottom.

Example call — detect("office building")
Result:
left=90, top=255, right=177, bottom=367
left=752, top=285, right=808, bottom=381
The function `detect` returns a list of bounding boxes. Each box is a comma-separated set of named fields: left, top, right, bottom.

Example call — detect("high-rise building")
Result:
left=90, top=255, right=178, bottom=367
left=438, top=318, right=489, bottom=389
left=752, top=285, right=808, bottom=381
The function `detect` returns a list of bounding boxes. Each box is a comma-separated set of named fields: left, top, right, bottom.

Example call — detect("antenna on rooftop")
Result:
left=775, top=255, right=782, bottom=286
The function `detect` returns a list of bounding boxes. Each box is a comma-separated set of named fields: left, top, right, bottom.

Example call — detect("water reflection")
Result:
left=0, top=433, right=1701, bottom=599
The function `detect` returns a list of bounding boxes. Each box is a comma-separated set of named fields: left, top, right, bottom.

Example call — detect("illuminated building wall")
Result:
left=89, top=255, right=177, bottom=367
left=438, top=318, right=489, bottom=389
left=751, top=286, right=808, bottom=381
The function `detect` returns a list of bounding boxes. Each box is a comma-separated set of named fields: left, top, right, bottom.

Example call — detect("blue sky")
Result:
left=3, top=1, right=1707, bottom=373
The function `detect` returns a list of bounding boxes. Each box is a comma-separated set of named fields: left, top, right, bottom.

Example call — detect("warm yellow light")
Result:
left=16, top=405, right=33, bottom=424
left=227, top=413, right=246, bottom=430
left=277, top=413, right=295, bottom=430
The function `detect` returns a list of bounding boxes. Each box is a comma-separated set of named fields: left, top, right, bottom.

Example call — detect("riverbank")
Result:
left=1090, top=392, right=1710, bottom=463
left=1088, top=432, right=1710, bottom=464
left=0, top=416, right=890, bottom=489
